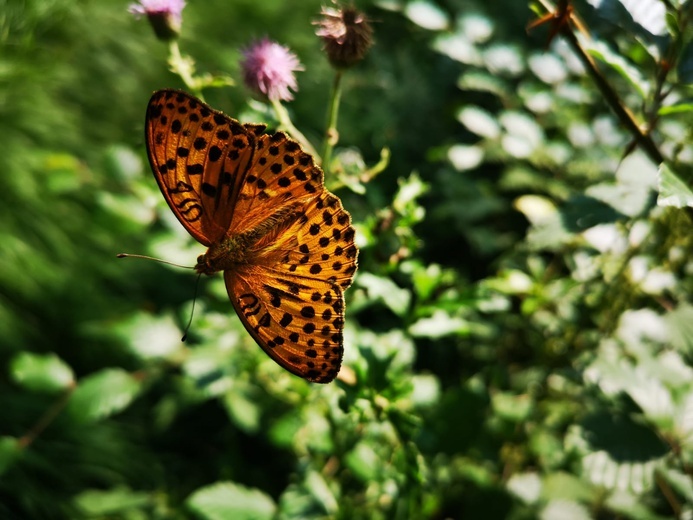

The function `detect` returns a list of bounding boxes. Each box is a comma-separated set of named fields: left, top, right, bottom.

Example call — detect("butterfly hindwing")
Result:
left=225, top=268, right=344, bottom=383
left=145, top=89, right=261, bottom=245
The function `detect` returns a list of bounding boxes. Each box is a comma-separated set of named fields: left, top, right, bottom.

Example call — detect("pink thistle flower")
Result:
left=241, top=39, right=303, bottom=102
left=129, top=0, right=186, bottom=41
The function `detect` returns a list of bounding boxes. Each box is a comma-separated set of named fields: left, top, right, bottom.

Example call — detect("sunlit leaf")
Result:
left=355, top=273, right=411, bottom=316
left=68, top=369, right=142, bottom=423
left=74, top=487, right=152, bottom=515
left=614, top=0, right=667, bottom=35
left=585, top=39, right=650, bottom=99
left=10, top=352, right=74, bottom=393
left=409, top=309, right=470, bottom=338
left=657, top=163, right=693, bottom=208
left=404, top=0, right=449, bottom=30
left=506, top=472, right=541, bottom=504
left=540, top=500, right=592, bottom=520
left=186, top=481, right=276, bottom=520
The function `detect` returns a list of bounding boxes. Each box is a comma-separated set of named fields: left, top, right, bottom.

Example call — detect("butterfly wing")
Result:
left=229, top=131, right=358, bottom=290
left=145, top=91, right=358, bottom=383
left=222, top=133, right=358, bottom=383
left=145, top=89, right=263, bottom=245
left=225, top=268, right=344, bottom=383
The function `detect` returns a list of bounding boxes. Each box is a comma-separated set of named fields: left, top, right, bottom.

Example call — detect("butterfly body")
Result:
left=144, top=89, right=357, bottom=383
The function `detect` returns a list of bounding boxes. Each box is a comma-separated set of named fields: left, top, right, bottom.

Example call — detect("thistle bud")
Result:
left=129, top=0, right=185, bottom=41
left=315, top=5, right=373, bottom=69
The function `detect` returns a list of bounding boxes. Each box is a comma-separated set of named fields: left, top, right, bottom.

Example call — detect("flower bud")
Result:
left=315, top=5, right=373, bottom=69
left=129, top=0, right=185, bottom=41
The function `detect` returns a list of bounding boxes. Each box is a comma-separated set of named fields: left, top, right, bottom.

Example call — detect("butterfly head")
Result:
left=194, top=253, right=217, bottom=276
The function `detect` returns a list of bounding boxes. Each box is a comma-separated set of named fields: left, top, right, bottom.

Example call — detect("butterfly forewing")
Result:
left=229, top=132, right=358, bottom=290
left=144, top=89, right=358, bottom=383
left=145, top=90, right=260, bottom=245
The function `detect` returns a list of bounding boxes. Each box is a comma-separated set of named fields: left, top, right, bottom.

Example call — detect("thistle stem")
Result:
left=168, top=41, right=203, bottom=100
left=270, top=98, right=320, bottom=159
left=321, top=70, right=344, bottom=174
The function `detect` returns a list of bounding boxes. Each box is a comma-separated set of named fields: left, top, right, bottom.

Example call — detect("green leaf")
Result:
left=355, top=273, right=410, bottom=316
left=586, top=40, right=650, bottom=99
left=615, top=0, right=667, bottom=36
left=222, top=382, right=261, bottom=433
left=113, top=312, right=184, bottom=360
left=304, top=470, right=338, bottom=515
left=408, top=309, right=470, bottom=338
left=586, top=152, right=657, bottom=217
left=186, top=481, right=276, bottom=520
left=345, top=442, right=379, bottom=482
left=68, top=369, right=142, bottom=423
left=541, top=472, right=596, bottom=503
left=456, top=106, right=500, bottom=139
left=506, top=472, right=541, bottom=504
left=666, top=304, right=693, bottom=355
left=448, top=144, right=484, bottom=171
left=568, top=412, right=669, bottom=493
left=0, top=436, right=22, bottom=477
left=10, top=352, right=74, bottom=393
left=658, top=468, right=693, bottom=503
left=434, top=34, right=482, bottom=65
left=657, top=163, right=693, bottom=208
left=658, top=101, right=693, bottom=116
left=492, top=392, right=533, bottom=422
left=457, top=71, right=510, bottom=97
left=393, top=173, right=428, bottom=213
left=540, top=500, right=592, bottom=520
left=74, top=487, right=152, bottom=515
left=404, top=0, right=449, bottom=30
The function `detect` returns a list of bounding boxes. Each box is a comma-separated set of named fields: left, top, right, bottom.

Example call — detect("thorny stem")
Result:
left=270, top=98, right=320, bottom=159
left=322, top=70, right=344, bottom=174
left=535, top=0, right=664, bottom=165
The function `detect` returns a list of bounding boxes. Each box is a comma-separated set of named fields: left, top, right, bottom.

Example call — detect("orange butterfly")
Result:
left=144, top=89, right=358, bottom=383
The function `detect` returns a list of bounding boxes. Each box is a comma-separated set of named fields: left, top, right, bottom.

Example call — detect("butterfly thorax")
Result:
left=195, top=203, right=304, bottom=276
left=195, top=235, right=250, bottom=275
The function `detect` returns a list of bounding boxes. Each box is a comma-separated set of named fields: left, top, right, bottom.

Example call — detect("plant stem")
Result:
left=18, top=383, right=75, bottom=449
left=168, top=41, right=203, bottom=100
left=535, top=0, right=664, bottom=164
left=322, top=70, right=344, bottom=174
left=270, top=98, right=320, bottom=159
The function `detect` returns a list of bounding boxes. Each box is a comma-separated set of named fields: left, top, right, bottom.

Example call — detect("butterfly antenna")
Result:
left=181, top=272, right=203, bottom=342
left=116, top=253, right=194, bottom=270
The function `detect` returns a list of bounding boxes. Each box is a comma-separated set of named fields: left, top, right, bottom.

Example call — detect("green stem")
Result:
left=321, top=70, right=344, bottom=174
left=168, top=41, right=203, bottom=100
left=270, top=98, right=320, bottom=159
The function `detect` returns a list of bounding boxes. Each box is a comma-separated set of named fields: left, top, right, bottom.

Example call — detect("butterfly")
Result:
left=144, top=89, right=358, bottom=383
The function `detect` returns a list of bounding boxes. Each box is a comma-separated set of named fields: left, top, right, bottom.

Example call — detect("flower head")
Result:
left=315, top=4, right=373, bottom=68
left=241, top=39, right=303, bottom=102
left=129, top=0, right=186, bottom=41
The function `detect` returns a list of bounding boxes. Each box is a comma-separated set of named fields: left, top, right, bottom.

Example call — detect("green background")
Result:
left=2, top=0, right=693, bottom=518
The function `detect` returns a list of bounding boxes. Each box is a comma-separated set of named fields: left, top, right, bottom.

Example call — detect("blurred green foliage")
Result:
left=2, top=0, right=693, bottom=518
